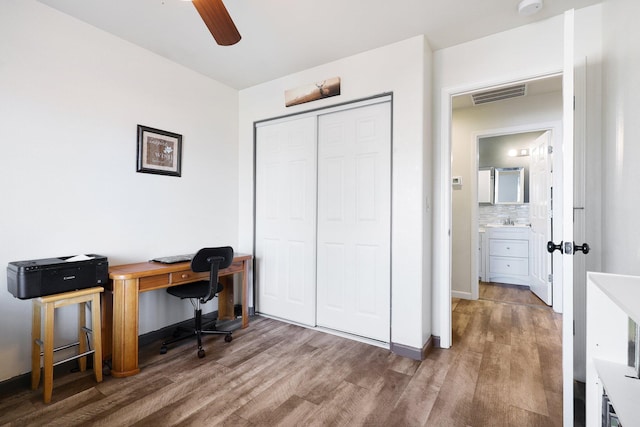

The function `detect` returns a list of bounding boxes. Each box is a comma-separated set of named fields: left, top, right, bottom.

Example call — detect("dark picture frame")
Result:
left=136, top=125, right=182, bottom=177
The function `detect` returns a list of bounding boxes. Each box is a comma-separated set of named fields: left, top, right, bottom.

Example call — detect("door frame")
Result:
left=469, top=120, right=562, bottom=311
left=437, top=70, right=564, bottom=349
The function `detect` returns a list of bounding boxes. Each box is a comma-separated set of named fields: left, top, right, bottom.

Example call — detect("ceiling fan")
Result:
left=189, top=0, right=241, bottom=46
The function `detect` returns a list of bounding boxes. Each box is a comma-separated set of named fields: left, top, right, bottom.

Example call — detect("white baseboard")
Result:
left=451, top=290, right=473, bottom=300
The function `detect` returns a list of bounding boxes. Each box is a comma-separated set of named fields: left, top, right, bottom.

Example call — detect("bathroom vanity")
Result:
left=485, top=225, right=531, bottom=286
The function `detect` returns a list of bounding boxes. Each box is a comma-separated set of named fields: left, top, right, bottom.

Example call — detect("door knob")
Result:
left=574, top=242, right=590, bottom=255
left=547, top=241, right=563, bottom=254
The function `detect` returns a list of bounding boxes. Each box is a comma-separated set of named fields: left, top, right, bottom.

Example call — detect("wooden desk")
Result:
left=103, top=254, right=251, bottom=378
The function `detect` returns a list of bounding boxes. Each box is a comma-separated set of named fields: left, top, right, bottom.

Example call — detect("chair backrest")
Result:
left=191, top=247, right=234, bottom=303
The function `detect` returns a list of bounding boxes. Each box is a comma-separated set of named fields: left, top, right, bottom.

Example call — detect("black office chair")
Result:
left=160, top=246, right=234, bottom=358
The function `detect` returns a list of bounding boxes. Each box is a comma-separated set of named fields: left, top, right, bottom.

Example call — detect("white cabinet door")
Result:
left=255, top=117, right=317, bottom=326
left=561, top=10, right=576, bottom=422
left=529, top=130, right=552, bottom=305
left=478, top=169, right=493, bottom=204
left=316, top=101, right=391, bottom=342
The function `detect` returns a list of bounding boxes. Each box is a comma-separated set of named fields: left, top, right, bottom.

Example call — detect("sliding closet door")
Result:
left=255, top=117, right=317, bottom=326
left=316, top=101, right=391, bottom=341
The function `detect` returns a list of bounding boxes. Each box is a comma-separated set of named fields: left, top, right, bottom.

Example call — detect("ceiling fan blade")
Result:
left=191, top=0, right=241, bottom=46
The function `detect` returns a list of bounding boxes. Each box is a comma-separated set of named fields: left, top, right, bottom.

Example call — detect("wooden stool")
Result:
left=31, top=287, right=104, bottom=403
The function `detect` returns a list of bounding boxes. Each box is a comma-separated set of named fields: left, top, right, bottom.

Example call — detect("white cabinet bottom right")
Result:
left=585, top=272, right=640, bottom=427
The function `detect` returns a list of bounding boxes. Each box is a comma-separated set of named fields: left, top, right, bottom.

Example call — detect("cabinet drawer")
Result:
left=170, top=270, right=208, bottom=285
left=488, top=227, right=529, bottom=240
left=489, top=256, right=529, bottom=276
left=489, top=239, right=528, bottom=257
left=139, top=274, right=170, bottom=292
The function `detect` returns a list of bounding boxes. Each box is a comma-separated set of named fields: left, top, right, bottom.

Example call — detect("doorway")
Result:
left=474, top=128, right=559, bottom=307
left=450, top=75, right=563, bottom=311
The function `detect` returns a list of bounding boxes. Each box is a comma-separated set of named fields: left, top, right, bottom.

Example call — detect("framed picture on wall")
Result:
left=136, top=125, right=182, bottom=177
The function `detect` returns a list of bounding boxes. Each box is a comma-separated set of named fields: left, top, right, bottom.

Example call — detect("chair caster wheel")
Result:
left=160, top=346, right=167, bottom=354
left=225, top=334, right=233, bottom=343
left=197, top=349, right=205, bottom=358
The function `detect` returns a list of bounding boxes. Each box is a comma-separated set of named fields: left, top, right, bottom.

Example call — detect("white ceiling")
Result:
left=36, top=0, right=601, bottom=90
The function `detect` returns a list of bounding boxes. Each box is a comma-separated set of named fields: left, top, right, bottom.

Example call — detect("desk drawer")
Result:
left=139, top=274, right=170, bottom=292
left=170, top=270, right=208, bottom=285
left=221, top=260, right=244, bottom=275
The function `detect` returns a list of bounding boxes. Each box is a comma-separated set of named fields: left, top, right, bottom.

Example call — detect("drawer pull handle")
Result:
left=181, top=274, right=188, bottom=279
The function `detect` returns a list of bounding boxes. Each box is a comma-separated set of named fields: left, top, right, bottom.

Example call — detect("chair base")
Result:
left=160, top=308, right=232, bottom=358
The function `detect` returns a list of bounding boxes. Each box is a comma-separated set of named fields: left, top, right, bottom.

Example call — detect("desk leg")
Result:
left=218, top=276, right=234, bottom=322
left=111, top=278, right=140, bottom=377
left=217, top=260, right=249, bottom=328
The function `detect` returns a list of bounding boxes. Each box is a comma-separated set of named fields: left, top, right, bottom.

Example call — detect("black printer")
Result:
left=7, top=254, right=108, bottom=299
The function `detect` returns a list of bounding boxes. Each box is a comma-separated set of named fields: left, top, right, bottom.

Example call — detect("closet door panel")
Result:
left=255, top=117, right=317, bottom=326
left=316, top=102, right=391, bottom=341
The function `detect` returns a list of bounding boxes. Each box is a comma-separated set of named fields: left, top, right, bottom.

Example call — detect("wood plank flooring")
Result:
left=0, top=282, right=563, bottom=426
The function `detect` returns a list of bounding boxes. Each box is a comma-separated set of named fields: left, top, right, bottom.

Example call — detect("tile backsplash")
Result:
left=479, top=204, right=530, bottom=227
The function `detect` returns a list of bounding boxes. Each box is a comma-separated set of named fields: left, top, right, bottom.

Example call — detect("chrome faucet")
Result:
left=503, top=217, right=514, bottom=225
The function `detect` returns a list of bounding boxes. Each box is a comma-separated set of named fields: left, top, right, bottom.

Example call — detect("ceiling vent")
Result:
left=471, top=84, right=527, bottom=105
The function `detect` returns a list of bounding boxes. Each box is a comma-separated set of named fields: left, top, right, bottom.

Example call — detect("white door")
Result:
left=561, top=9, right=575, bottom=427
left=316, top=101, right=391, bottom=342
left=529, top=131, right=553, bottom=305
left=255, top=116, right=317, bottom=326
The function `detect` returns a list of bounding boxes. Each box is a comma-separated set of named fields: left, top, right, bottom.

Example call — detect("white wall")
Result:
left=451, top=92, right=562, bottom=297
left=601, top=0, right=640, bottom=275
left=0, top=0, right=239, bottom=382
left=422, top=37, right=434, bottom=349
left=238, top=36, right=433, bottom=350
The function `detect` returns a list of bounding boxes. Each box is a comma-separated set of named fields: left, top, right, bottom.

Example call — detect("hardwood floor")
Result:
left=0, top=282, right=562, bottom=426
left=478, top=281, right=548, bottom=307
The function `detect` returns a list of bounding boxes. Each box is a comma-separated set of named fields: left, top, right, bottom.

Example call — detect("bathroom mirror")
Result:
left=478, top=132, right=540, bottom=205
left=494, top=167, right=525, bottom=204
